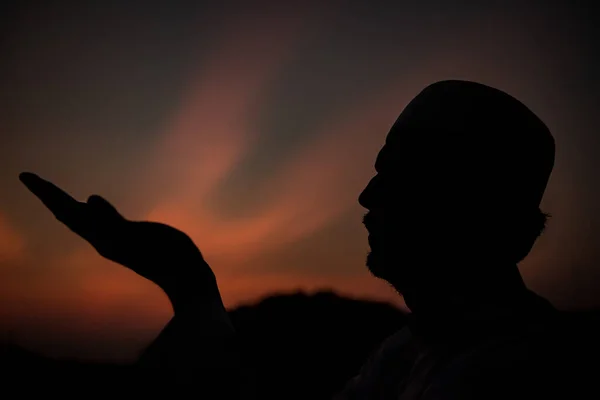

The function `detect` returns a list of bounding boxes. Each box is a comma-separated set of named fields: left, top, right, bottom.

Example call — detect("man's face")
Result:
left=358, top=140, right=421, bottom=285
left=358, top=129, right=450, bottom=289
left=359, top=126, right=515, bottom=292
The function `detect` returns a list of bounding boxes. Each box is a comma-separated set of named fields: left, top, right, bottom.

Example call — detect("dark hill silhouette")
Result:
left=1, top=291, right=599, bottom=397
left=229, top=291, right=407, bottom=399
left=0, top=291, right=404, bottom=394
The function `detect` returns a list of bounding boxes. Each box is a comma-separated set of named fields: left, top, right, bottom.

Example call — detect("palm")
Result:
left=19, top=172, right=219, bottom=303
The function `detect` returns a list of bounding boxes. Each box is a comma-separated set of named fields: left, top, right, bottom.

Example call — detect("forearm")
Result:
left=139, top=275, right=237, bottom=367
left=136, top=260, right=251, bottom=395
left=137, top=315, right=237, bottom=364
left=136, top=312, right=250, bottom=397
left=167, top=283, right=235, bottom=335
left=140, top=273, right=241, bottom=363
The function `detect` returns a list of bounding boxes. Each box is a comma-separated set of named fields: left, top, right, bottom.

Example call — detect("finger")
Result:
left=87, top=195, right=125, bottom=222
left=19, top=172, right=85, bottom=226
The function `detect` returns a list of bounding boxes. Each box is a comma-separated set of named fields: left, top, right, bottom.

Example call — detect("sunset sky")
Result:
left=1, top=1, right=599, bottom=361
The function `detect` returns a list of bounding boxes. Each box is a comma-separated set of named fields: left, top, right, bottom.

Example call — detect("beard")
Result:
left=366, top=249, right=388, bottom=279
left=366, top=242, right=420, bottom=291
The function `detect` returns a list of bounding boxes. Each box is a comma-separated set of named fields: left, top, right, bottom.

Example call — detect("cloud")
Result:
left=143, top=72, right=404, bottom=263
left=134, top=46, right=409, bottom=307
left=135, top=9, right=338, bottom=262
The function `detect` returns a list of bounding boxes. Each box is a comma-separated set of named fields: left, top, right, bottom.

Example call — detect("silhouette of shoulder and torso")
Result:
left=335, top=288, right=561, bottom=400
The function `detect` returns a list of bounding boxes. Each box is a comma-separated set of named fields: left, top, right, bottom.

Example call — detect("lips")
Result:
left=363, top=212, right=377, bottom=231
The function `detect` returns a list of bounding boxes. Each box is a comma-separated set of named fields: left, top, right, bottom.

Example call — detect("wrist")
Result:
left=162, top=275, right=234, bottom=334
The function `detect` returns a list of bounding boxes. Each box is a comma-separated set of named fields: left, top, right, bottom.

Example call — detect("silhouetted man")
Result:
left=19, top=80, right=563, bottom=398
left=335, top=80, right=561, bottom=399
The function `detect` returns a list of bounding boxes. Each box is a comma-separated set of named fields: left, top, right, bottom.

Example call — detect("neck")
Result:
left=398, top=261, right=529, bottom=328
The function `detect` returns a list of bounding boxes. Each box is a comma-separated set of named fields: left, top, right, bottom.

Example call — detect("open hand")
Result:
left=19, top=172, right=223, bottom=313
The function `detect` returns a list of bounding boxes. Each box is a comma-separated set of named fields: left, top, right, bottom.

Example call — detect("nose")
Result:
left=359, top=175, right=379, bottom=209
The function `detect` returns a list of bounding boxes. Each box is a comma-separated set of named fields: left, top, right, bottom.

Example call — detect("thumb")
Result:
left=87, top=195, right=126, bottom=222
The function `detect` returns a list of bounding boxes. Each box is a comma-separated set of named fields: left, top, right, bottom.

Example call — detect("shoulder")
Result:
left=423, top=325, right=561, bottom=400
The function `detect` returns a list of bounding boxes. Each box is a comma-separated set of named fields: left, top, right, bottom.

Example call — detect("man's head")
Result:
left=359, top=80, right=555, bottom=295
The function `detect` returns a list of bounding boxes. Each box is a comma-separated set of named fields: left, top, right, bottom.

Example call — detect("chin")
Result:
left=367, top=250, right=407, bottom=289
left=366, top=251, right=388, bottom=279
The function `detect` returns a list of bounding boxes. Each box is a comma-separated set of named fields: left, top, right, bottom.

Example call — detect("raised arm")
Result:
left=19, top=173, right=246, bottom=390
